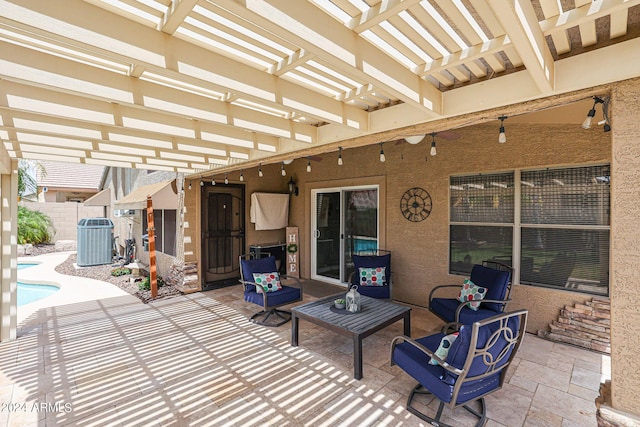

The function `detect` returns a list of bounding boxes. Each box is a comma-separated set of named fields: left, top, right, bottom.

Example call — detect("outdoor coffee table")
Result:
left=291, top=294, right=411, bottom=380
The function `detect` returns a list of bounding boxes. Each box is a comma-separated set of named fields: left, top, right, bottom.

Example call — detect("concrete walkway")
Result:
left=17, top=252, right=130, bottom=324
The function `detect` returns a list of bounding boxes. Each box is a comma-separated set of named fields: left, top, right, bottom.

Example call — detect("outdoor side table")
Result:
left=291, top=294, right=411, bottom=380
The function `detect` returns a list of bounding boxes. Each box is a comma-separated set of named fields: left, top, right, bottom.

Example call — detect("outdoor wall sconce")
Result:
left=288, top=176, right=298, bottom=196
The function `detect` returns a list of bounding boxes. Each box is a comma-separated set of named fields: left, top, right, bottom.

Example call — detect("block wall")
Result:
left=18, top=201, right=104, bottom=241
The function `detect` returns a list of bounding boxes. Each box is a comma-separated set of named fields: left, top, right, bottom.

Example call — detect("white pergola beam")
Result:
left=0, top=0, right=367, bottom=130
left=217, top=0, right=443, bottom=116
left=160, top=0, right=199, bottom=34
left=488, top=0, right=555, bottom=94
left=0, top=45, right=318, bottom=144
left=348, top=0, right=422, bottom=33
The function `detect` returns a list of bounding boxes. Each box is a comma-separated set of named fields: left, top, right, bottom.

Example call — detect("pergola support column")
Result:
left=0, top=160, right=18, bottom=341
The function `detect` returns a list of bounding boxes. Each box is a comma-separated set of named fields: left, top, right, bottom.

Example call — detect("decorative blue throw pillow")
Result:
left=359, top=267, right=386, bottom=286
left=429, top=332, right=459, bottom=365
left=252, top=272, right=282, bottom=293
left=457, top=279, right=487, bottom=311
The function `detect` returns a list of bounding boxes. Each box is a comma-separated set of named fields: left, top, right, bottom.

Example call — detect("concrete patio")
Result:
left=3, top=278, right=610, bottom=426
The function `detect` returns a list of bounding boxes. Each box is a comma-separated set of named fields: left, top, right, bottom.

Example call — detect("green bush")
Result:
left=17, top=206, right=55, bottom=245
left=138, top=275, right=165, bottom=291
left=111, top=267, right=131, bottom=276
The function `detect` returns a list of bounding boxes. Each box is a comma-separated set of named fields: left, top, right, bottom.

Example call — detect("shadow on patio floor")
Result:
left=4, top=284, right=609, bottom=426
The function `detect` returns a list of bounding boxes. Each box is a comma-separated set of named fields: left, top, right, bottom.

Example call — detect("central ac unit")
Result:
left=114, top=209, right=136, bottom=217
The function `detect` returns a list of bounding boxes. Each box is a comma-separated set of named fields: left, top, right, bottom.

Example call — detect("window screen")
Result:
left=521, top=165, right=610, bottom=226
left=450, top=172, right=514, bottom=223
left=519, top=165, right=610, bottom=295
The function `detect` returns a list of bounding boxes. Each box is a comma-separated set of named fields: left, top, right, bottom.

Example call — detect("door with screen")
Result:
left=202, top=185, right=244, bottom=288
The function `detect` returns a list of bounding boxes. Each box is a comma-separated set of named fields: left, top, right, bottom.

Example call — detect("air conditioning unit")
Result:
left=114, top=209, right=136, bottom=217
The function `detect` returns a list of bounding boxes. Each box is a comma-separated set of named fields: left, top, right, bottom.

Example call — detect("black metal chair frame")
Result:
left=239, top=254, right=303, bottom=327
left=390, top=309, right=528, bottom=427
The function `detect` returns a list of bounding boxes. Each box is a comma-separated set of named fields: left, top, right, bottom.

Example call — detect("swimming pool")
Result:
left=17, top=263, right=59, bottom=306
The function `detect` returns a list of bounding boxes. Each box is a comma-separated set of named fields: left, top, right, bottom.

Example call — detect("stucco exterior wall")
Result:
left=180, top=99, right=613, bottom=337
left=609, top=79, right=640, bottom=412
left=108, top=169, right=182, bottom=278
left=18, top=201, right=104, bottom=241
left=278, top=121, right=610, bottom=334
left=183, top=163, right=290, bottom=288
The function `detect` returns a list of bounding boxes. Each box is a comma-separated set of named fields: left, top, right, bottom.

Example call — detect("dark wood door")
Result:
left=202, top=185, right=244, bottom=288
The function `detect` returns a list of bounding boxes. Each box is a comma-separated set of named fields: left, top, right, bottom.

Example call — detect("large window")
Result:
left=450, top=165, right=610, bottom=295
left=143, top=209, right=177, bottom=256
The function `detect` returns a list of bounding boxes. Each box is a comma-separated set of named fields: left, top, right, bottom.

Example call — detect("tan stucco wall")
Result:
left=108, top=169, right=182, bottom=278
left=183, top=163, right=290, bottom=288
left=609, top=79, right=640, bottom=412
left=182, top=115, right=612, bottom=333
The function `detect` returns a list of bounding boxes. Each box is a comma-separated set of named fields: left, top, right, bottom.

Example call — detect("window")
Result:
left=143, top=209, right=177, bottom=256
left=449, top=173, right=514, bottom=275
left=450, top=165, right=610, bottom=296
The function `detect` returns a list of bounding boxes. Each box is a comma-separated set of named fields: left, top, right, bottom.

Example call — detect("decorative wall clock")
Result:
left=400, top=187, right=432, bottom=222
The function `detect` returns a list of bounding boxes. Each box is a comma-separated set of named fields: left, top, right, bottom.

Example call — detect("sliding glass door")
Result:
left=311, top=186, right=379, bottom=285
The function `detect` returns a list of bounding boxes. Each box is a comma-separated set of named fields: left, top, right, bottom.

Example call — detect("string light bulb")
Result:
left=498, top=116, right=507, bottom=143
left=258, top=164, right=263, bottom=177
left=337, top=147, right=343, bottom=166
left=582, top=96, right=604, bottom=129
left=211, top=176, right=216, bottom=185
left=281, top=162, right=286, bottom=176
left=188, top=180, right=192, bottom=190
left=239, top=171, right=244, bottom=182
left=306, top=160, right=311, bottom=173
left=224, top=173, right=229, bottom=185
left=379, top=143, right=386, bottom=162
left=430, top=133, right=437, bottom=156
left=200, top=178, right=204, bottom=187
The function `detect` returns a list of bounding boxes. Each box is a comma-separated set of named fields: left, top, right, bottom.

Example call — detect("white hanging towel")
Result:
left=250, top=192, right=290, bottom=230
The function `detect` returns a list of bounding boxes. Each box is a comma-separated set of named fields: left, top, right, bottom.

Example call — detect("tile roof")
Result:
left=36, top=161, right=104, bottom=191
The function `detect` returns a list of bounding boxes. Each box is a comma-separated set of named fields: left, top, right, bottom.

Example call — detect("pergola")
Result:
left=2, top=1, right=640, bottom=423
left=0, top=0, right=638, bottom=174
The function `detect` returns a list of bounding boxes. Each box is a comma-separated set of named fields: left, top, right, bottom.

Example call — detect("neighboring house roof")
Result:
left=36, top=161, right=104, bottom=191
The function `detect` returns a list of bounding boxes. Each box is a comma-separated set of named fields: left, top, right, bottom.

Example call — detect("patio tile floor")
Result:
left=3, top=283, right=610, bottom=426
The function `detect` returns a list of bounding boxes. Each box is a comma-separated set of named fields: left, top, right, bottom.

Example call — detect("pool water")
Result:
left=17, top=282, right=58, bottom=306
left=17, top=263, right=59, bottom=306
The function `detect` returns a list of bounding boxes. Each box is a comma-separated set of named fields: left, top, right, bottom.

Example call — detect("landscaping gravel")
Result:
left=27, top=244, right=182, bottom=304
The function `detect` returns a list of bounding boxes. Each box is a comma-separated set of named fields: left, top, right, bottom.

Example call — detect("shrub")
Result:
left=138, top=275, right=165, bottom=291
left=17, top=206, right=55, bottom=245
left=111, top=267, right=131, bottom=276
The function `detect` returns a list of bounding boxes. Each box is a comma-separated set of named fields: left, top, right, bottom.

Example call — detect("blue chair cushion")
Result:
left=392, top=333, right=454, bottom=403
left=356, top=284, right=390, bottom=299
left=244, top=285, right=301, bottom=308
left=352, top=253, right=391, bottom=291
left=430, top=298, right=502, bottom=324
left=469, top=265, right=510, bottom=312
left=241, top=256, right=278, bottom=293
left=393, top=315, right=520, bottom=405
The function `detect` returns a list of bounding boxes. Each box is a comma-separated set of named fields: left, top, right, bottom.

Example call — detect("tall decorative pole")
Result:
left=146, top=195, right=157, bottom=298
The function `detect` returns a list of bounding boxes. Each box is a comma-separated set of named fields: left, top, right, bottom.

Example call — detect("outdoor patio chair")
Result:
left=429, top=261, right=512, bottom=326
left=348, top=249, right=391, bottom=299
left=239, top=254, right=303, bottom=327
left=390, top=309, right=528, bottom=426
